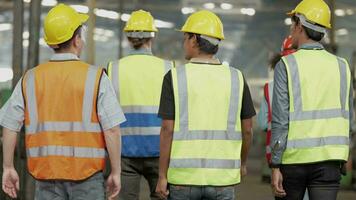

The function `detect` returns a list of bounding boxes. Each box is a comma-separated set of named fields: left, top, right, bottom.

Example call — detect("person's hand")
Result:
left=155, top=177, right=169, bottom=199
left=241, top=164, right=248, bottom=178
left=106, top=172, right=121, bottom=200
left=2, top=167, right=19, bottom=199
left=271, top=168, right=286, bottom=198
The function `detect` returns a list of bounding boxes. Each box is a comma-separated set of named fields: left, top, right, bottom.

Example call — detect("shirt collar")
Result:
left=299, top=42, right=324, bottom=50
left=50, top=53, right=79, bottom=61
left=128, top=47, right=153, bottom=56
left=190, top=57, right=221, bottom=65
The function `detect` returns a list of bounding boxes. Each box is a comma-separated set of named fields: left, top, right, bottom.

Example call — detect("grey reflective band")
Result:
left=169, top=158, right=241, bottom=169
left=26, top=122, right=102, bottom=134
left=26, top=70, right=38, bottom=128
left=125, top=31, right=155, bottom=38
left=338, top=58, right=347, bottom=111
left=296, top=14, right=327, bottom=34
left=121, top=105, right=159, bottom=114
left=110, top=61, right=120, bottom=101
left=120, top=127, right=161, bottom=136
left=175, top=65, right=241, bottom=140
left=285, top=55, right=349, bottom=121
left=27, top=146, right=106, bottom=158
left=25, top=66, right=102, bottom=134
left=164, top=60, right=172, bottom=74
left=176, top=66, right=189, bottom=131
left=227, top=68, right=239, bottom=132
left=173, top=130, right=241, bottom=141
left=82, top=66, right=98, bottom=123
left=290, top=109, right=349, bottom=121
left=286, top=136, right=349, bottom=149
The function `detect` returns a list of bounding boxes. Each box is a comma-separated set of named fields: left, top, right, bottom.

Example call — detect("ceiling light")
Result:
left=203, top=3, right=215, bottom=10
left=346, top=9, right=354, bottom=15
left=0, top=68, right=13, bottom=83
left=241, top=8, right=256, bottom=16
left=23, top=0, right=31, bottom=3
left=155, top=19, right=175, bottom=28
left=94, top=8, right=119, bottom=20
left=0, top=23, right=12, bottom=31
left=220, top=3, right=233, bottom=10
left=335, top=9, right=346, bottom=17
left=70, top=5, right=89, bottom=14
left=41, top=0, right=57, bottom=7
left=120, top=13, right=131, bottom=21
left=181, top=7, right=195, bottom=15
left=23, top=39, right=29, bottom=48
left=23, top=31, right=29, bottom=39
left=336, top=28, right=348, bottom=36
left=284, top=18, right=292, bottom=25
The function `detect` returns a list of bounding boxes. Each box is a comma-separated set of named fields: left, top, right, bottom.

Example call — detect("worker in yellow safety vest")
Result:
left=271, top=0, right=353, bottom=199
left=106, top=10, right=173, bottom=199
left=155, top=10, right=255, bottom=200
left=0, top=4, right=126, bottom=200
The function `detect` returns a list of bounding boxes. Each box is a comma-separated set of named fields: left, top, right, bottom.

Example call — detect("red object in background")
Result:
left=281, top=35, right=296, bottom=56
left=264, top=83, right=272, bottom=165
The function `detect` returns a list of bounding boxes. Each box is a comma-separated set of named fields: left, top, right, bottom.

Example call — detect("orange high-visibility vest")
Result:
left=22, top=61, right=106, bottom=181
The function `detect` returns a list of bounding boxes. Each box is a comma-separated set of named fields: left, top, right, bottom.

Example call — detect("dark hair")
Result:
left=54, top=26, right=82, bottom=52
left=187, top=33, right=219, bottom=55
left=291, top=15, right=324, bottom=42
left=269, top=53, right=282, bottom=70
left=127, top=37, right=152, bottom=50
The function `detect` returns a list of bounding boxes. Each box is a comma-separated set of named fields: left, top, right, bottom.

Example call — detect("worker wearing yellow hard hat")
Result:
left=156, top=10, right=255, bottom=200
left=1, top=3, right=126, bottom=200
left=270, top=0, right=352, bottom=199
left=106, top=9, right=173, bottom=200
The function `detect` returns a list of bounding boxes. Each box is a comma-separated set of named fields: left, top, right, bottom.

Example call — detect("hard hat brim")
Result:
left=177, top=28, right=224, bottom=40
left=78, top=13, right=89, bottom=24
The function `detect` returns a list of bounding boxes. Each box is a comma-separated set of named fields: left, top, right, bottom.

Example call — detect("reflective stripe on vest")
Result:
left=108, top=57, right=173, bottom=157
left=282, top=51, right=350, bottom=164
left=24, top=64, right=105, bottom=180
left=169, top=64, right=243, bottom=186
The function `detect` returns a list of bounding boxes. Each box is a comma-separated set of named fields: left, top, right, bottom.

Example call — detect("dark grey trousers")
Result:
left=118, top=157, right=160, bottom=200
left=35, top=172, right=105, bottom=200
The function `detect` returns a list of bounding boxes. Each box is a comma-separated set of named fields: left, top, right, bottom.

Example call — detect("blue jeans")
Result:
left=168, top=184, right=236, bottom=200
left=34, top=172, right=105, bottom=200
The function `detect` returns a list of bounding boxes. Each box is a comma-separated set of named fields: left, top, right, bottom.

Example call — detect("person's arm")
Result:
left=241, top=118, right=253, bottom=177
left=96, top=73, right=126, bottom=199
left=270, top=60, right=289, bottom=198
left=239, top=76, right=256, bottom=177
left=257, top=97, right=269, bottom=131
left=104, top=126, right=121, bottom=174
left=349, top=78, right=354, bottom=135
left=2, top=128, right=19, bottom=199
left=156, top=71, right=175, bottom=199
left=0, top=79, right=24, bottom=199
left=270, top=61, right=289, bottom=167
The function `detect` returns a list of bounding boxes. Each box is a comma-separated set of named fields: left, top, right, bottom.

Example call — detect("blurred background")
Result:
left=0, top=0, right=356, bottom=199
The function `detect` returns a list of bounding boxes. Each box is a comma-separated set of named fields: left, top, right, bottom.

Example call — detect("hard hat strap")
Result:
left=296, top=14, right=326, bottom=34
left=125, top=31, right=155, bottom=38
left=200, top=35, right=220, bottom=46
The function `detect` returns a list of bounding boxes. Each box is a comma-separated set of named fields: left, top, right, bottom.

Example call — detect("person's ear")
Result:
left=73, top=34, right=81, bottom=48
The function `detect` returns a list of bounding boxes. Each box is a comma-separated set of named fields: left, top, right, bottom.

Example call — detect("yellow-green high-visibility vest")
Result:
left=168, top=63, right=244, bottom=186
left=282, top=49, right=351, bottom=164
left=107, top=55, right=173, bottom=157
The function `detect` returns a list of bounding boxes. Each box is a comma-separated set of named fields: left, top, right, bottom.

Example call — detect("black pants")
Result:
left=275, top=161, right=342, bottom=200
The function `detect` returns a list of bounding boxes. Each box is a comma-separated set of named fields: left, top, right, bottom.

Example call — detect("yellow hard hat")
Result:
left=180, top=10, right=224, bottom=40
left=124, top=10, right=158, bottom=32
left=44, top=4, right=88, bottom=45
left=288, top=0, right=331, bottom=28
